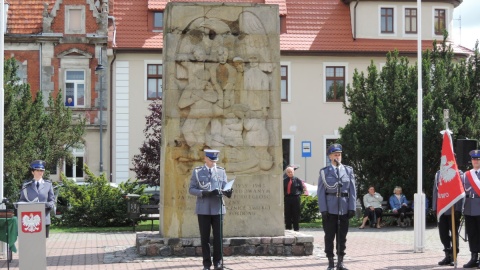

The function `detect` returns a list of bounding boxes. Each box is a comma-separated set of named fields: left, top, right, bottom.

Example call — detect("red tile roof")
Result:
left=6, top=0, right=56, bottom=34
left=112, top=0, right=461, bottom=54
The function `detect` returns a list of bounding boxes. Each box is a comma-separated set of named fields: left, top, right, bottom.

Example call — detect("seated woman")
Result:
left=389, top=186, right=410, bottom=227
left=359, top=186, right=383, bottom=229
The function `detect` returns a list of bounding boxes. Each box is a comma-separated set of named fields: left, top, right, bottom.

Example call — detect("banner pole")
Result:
left=451, top=207, right=458, bottom=268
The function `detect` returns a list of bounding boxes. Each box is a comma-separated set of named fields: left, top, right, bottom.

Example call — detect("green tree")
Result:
left=339, top=38, right=480, bottom=201
left=3, top=57, right=86, bottom=203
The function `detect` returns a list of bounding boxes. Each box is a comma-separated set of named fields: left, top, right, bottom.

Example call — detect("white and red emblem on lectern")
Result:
left=21, top=211, right=42, bottom=233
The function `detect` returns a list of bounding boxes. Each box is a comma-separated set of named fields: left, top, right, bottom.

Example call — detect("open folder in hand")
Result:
left=223, top=179, right=235, bottom=191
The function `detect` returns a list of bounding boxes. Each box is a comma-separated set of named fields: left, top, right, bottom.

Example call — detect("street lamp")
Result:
left=95, top=63, right=105, bottom=172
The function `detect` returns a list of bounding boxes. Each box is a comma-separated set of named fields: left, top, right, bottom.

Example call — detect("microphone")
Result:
left=334, top=159, right=341, bottom=165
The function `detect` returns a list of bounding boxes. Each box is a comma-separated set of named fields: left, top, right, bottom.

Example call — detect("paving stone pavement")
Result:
left=0, top=225, right=474, bottom=269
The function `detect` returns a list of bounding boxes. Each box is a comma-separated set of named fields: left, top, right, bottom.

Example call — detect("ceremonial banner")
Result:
left=437, top=131, right=465, bottom=220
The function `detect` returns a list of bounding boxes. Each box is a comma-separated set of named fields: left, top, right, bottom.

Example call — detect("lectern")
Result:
left=15, top=202, right=47, bottom=270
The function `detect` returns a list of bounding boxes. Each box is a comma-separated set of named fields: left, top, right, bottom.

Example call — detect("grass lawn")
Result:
left=51, top=218, right=364, bottom=233
left=51, top=220, right=160, bottom=233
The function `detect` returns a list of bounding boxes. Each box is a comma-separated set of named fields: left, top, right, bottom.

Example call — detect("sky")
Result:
left=452, top=0, right=480, bottom=49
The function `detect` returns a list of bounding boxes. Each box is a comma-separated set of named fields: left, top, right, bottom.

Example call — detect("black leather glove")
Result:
left=321, top=211, right=329, bottom=219
left=348, top=210, right=355, bottom=219
left=224, top=189, right=233, bottom=198
left=202, top=190, right=214, bottom=197
left=454, top=211, right=461, bottom=217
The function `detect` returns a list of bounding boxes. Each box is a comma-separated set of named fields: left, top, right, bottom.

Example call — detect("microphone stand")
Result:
left=217, top=189, right=228, bottom=270
left=335, top=160, right=342, bottom=268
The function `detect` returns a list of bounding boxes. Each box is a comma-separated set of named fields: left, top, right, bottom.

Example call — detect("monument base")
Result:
left=136, top=230, right=314, bottom=257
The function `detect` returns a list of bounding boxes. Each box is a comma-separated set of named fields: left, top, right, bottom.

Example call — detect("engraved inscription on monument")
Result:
left=160, top=3, right=283, bottom=238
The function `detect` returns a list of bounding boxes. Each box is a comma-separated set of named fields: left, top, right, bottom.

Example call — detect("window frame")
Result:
left=282, top=135, right=295, bottom=170
left=145, top=61, right=163, bottom=100
left=324, top=134, right=340, bottom=167
left=152, top=10, right=165, bottom=31
left=65, top=5, right=85, bottom=34
left=404, top=7, right=417, bottom=34
left=323, top=63, right=347, bottom=103
left=280, top=62, right=291, bottom=102
left=433, top=8, right=447, bottom=36
left=64, top=69, right=86, bottom=108
left=63, top=146, right=85, bottom=181
left=378, top=5, right=397, bottom=36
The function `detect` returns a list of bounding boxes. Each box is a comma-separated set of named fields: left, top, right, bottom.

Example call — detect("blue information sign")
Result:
left=301, top=141, right=311, bottom=157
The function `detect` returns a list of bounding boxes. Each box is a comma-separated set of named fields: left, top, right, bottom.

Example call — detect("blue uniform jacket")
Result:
left=18, top=179, right=55, bottom=225
left=317, top=164, right=356, bottom=215
left=189, top=165, right=227, bottom=215
left=463, top=169, right=480, bottom=216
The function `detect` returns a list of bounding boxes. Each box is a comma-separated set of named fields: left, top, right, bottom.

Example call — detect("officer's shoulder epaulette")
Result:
left=216, top=166, right=225, bottom=170
left=193, top=166, right=203, bottom=171
left=320, top=166, right=330, bottom=172
left=44, top=179, right=52, bottom=183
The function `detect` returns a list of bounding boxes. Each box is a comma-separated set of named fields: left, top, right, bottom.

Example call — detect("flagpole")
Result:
left=414, top=0, right=426, bottom=253
left=451, top=207, right=458, bottom=268
left=445, top=109, right=458, bottom=268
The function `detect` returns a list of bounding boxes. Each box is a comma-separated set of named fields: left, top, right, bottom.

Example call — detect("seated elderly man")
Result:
left=359, top=186, right=383, bottom=229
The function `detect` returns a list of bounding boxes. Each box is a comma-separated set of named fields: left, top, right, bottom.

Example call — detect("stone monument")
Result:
left=160, top=2, right=283, bottom=238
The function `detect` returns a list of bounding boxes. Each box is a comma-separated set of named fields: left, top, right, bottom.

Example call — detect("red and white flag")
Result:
left=436, top=131, right=465, bottom=220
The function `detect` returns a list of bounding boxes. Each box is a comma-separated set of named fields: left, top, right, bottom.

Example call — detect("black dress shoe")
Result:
left=214, top=262, right=223, bottom=270
left=203, top=267, right=210, bottom=270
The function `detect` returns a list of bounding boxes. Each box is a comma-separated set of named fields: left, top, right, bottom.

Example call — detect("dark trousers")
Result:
left=465, top=215, right=480, bottom=253
left=395, top=205, right=410, bottom=221
left=198, top=215, right=222, bottom=268
left=364, top=208, right=383, bottom=224
left=323, top=214, right=349, bottom=257
left=284, top=196, right=301, bottom=231
left=438, top=213, right=460, bottom=252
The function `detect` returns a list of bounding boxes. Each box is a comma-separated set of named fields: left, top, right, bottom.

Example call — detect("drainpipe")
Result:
left=354, top=0, right=359, bottom=40
left=109, top=49, right=116, bottom=183
left=108, top=15, right=117, bottom=182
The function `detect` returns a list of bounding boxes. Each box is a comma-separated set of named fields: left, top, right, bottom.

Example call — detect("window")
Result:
left=153, top=11, right=163, bottom=31
left=325, top=139, right=338, bottom=167
left=65, top=6, right=85, bottom=34
left=405, top=8, right=417, bottom=34
left=147, top=64, right=163, bottom=100
left=434, top=9, right=446, bottom=35
left=65, top=70, right=85, bottom=107
left=64, top=146, right=85, bottom=181
left=282, top=138, right=291, bottom=170
left=280, top=15, right=287, bottom=34
left=381, top=8, right=394, bottom=33
left=281, top=65, right=288, bottom=101
left=325, top=66, right=345, bottom=102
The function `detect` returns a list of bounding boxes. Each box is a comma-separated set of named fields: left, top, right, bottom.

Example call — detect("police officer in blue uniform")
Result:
left=432, top=170, right=463, bottom=266
left=317, top=144, right=356, bottom=270
left=18, top=160, right=55, bottom=238
left=189, top=149, right=233, bottom=270
left=462, top=150, right=480, bottom=268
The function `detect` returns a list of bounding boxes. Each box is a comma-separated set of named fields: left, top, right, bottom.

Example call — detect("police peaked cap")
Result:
left=327, top=144, right=342, bottom=155
left=204, top=149, right=220, bottom=161
left=470, top=150, right=480, bottom=159
left=30, top=160, right=46, bottom=171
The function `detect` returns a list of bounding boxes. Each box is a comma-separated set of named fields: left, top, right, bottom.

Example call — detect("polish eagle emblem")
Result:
left=22, top=212, right=42, bottom=233
left=439, top=155, right=457, bottom=185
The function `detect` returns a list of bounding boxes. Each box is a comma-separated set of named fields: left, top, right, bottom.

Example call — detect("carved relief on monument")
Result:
left=171, top=10, right=277, bottom=175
